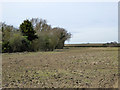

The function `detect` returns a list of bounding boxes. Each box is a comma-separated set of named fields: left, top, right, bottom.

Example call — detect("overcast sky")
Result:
left=1, top=2, right=118, bottom=44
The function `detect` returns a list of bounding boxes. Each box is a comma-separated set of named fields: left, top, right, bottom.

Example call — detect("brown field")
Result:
left=2, top=47, right=118, bottom=88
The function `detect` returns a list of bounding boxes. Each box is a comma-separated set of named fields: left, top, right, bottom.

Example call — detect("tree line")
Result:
left=0, top=18, right=71, bottom=53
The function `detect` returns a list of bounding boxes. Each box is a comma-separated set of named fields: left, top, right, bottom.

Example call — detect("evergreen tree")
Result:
left=20, top=20, right=37, bottom=41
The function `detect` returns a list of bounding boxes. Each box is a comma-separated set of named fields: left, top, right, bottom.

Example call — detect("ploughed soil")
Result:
left=2, top=47, right=118, bottom=88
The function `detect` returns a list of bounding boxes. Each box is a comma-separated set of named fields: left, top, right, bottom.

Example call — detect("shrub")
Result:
left=31, top=31, right=58, bottom=51
left=2, top=41, right=12, bottom=53
left=9, top=32, right=30, bottom=52
left=52, top=27, right=71, bottom=49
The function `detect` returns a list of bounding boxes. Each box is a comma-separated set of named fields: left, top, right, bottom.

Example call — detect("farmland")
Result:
left=2, top=47, right=118, bottom=88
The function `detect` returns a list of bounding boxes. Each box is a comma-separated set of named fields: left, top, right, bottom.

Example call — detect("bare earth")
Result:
left=2, top=47, right=118, bottom=88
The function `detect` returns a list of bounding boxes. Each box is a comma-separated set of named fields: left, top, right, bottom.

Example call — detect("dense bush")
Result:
left=103, top=42, right=119, bottom=47
left=1, top=18, right=71, bottom=53
left=2, top=41, right=11, bottom=53
left=52, top=27, right=71, bottom=49
left=30, top=18, right=71, bottom=50
left=2, top=31, right=30, bottom=53
left=31, top=31, right=58, bottom=51
left=1, top=23, right=14, bottom=53
left=9, top=33, right=30, bottom=52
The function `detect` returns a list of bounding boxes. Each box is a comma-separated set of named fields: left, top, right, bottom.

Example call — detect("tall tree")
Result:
left=52, top=27, right=71, bottom=49
left=20, top=20, right=37, bottom=41
left=30, top=18, right=51, bottom=33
